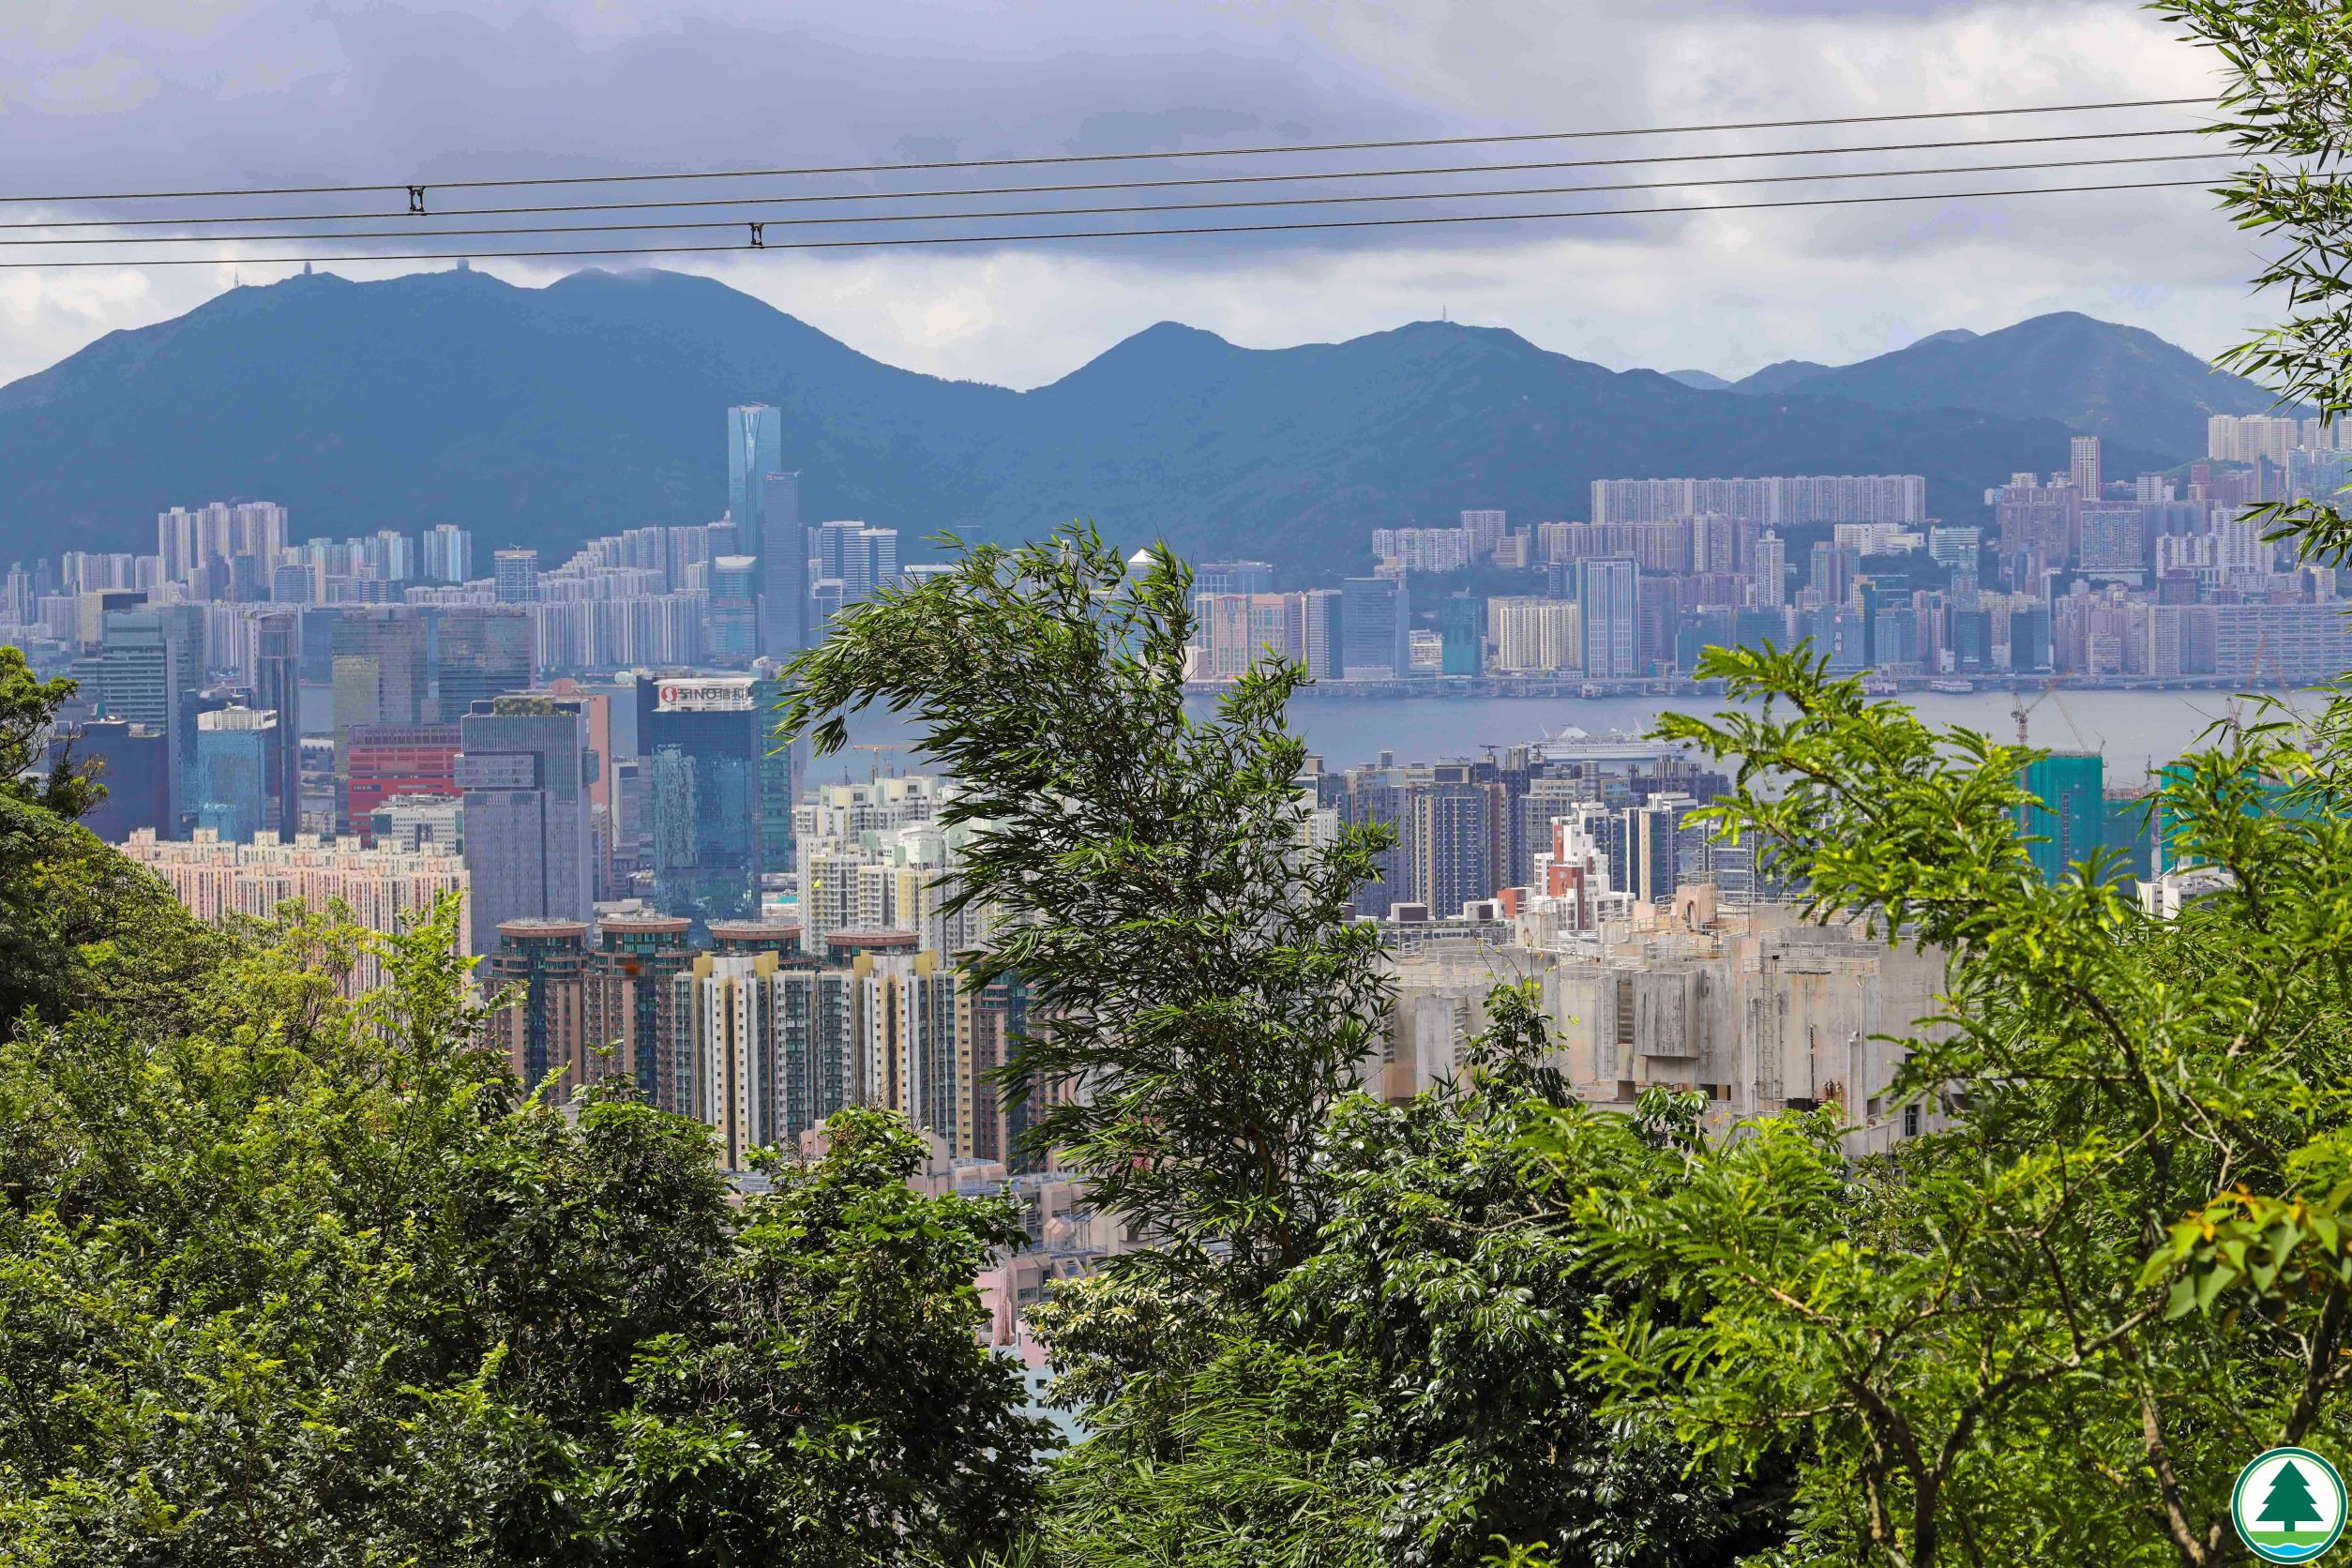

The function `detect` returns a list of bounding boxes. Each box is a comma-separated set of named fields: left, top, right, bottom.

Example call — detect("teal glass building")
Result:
left=2017, top=751, right=2104, bottom=884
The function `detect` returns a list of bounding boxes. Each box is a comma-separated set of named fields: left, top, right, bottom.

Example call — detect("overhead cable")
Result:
left=0, top=151, right=2249, bottom=249
left=0, top=175, right=2246, bottom=269
left=0, top=98, right=2212, bottom=207
left=1, top=126, right=2214, bottom=232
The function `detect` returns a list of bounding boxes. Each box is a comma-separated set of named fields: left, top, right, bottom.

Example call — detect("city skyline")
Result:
left=11, top=7, right=2351, bottom=1563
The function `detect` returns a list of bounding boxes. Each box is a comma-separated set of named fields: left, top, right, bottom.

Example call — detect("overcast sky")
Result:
left=0, top=0, right=2254, bottom=390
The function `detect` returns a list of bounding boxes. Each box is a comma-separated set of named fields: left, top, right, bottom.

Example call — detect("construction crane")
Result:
left=2010, top=681, right=2053, bottom=746
left=847, top=741, right=911, bottom=781
left=2010, top=678, right=2088, bottom=750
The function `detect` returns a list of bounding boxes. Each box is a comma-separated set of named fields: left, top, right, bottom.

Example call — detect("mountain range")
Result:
left=0, top=268, right=2261, bottom=576
left=1674, top=315, right=2285, bottom=455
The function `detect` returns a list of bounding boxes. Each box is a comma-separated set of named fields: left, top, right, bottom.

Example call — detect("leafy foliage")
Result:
left=602, top=1107, right=1048, bottom=1563
left=783, top=541, right=1788, bottom=1563
left=784, top=526, right=1394, bottom=1285
left=0, top=890, right=1043, bottom=1565
left=0, top=648, right=222, bottom=1028
left=1036, top=988, right=1779, bottom=1568
left=0, top=644, right=98, bottom=822
left=21, top=12, right=2352, bottom=1563
left=2160, top=0, right=2352, bottom=561
left=1504, top=643, right=2352, bottom=1566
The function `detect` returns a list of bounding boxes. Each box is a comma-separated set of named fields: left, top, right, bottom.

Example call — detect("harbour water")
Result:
left=1275, top=687, right=2322, bottom=782
left=825, top=685, right=2336, bottom=786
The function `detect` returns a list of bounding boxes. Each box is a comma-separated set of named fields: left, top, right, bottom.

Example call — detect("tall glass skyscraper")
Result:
left=753, top=675, right=800, bottom=881
left=1340, top=577, right=1410, bottom=679
left=492, top=550, right=539, bottom=604
left=432, top=608, right=534, bottom=716
left=53, top=717, right=169, bottom=843
left=457, top=696, right=595, bottom=956
left=1577, top=556, right=1641, bottom=679
left=707, top=555, right=761, bottom=665
left=727, top=404, right=784, bottom=529
left=191, top=706, right=274, bottom=844
left=760, top=471, right=806, bottom=657
left=331, top=609, right=430, bottom=776
left=1438, top=597, right=1484, bottom=676
left=72, top=605, right=204, bottom=831
left=252, top=610, right=303, bottom=839
left=638, top=675, right=772, bottom=933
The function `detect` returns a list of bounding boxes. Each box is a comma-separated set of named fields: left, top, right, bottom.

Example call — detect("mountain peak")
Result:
left=1728, top=311, right=2277, bottom=454
left=1039, top=319, right=1241, bottom=399
left=1394, top=317, right=1532, bottom=347
left=1737, top=358, right=1837, bottom=395
left=1131, top=319, right=1230, bottom=345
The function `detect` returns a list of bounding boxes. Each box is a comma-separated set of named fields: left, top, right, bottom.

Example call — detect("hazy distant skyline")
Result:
left=0, top=1, right=2253, bottom=391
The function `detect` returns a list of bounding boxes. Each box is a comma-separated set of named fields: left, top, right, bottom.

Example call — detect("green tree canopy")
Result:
left=0, top=638, right=1048, bottom=1568
left=786, top=544, right=1784, bottom=1564
left=784, top=531, right=1394, bottom=1289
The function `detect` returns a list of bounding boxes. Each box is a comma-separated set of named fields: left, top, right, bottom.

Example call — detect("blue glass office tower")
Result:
left=727, top=405, right=784, bottom=530
left=754, top=674, right=801, bottom=877
left=708, top=555, right=761, bottom=665
left=638, top=675, right=765, bottom=932
left=332, top=608, right=430, bottom=776
left=1438, top=597, right=1484, bottom=676
left=432, top=608, right=534, bottom=717
left=50, top=717, right=168, bottom=843
left=760, top=471, right=807, bottom=657
left=69, top=605, right=204, bottom=833
left=253, top=610, right=303, bottom=838
left=191, top=706, right=274, bottom=843
left=1340, top=577, right=1410, bottom=678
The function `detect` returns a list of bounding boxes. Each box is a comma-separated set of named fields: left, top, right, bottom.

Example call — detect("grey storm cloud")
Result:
left=0, top=0, right=2160, bottom=190
left=1, top=3, right=1442, bottom=186
left=0, top=1, right=2258, bottom=391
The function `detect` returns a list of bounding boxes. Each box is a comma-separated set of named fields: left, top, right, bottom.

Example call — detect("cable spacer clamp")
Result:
left=407, top=186, right=427, bottom=215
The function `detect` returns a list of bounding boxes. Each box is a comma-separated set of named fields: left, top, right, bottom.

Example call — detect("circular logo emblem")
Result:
left=2235, top=1448, right=2349, bottom=1563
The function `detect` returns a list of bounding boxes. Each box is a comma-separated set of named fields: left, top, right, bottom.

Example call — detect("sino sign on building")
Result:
left=656, top=677, right=756, bottom=713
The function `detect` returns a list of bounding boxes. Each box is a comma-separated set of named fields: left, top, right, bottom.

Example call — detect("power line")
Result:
left=0, top=175, right=2244, bottom=269
left=0, top=98, right=2211, bottom=206
left=0, top=151, right=2247, bottom=249
left=1, top=126, right=2212, bottom=233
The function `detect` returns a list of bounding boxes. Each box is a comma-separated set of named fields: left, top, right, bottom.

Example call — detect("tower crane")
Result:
left=2010, top=678, right=2088, bottom=750
left=847, top=741, right=912, bottom=781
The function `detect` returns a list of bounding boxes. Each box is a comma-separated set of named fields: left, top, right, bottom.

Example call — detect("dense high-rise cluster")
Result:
left=1182, top=440, right=2352, bottom=688
left=0, top=406, right=1043, bottom=1207
left=4, top=400, right=2334, bottom=1219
